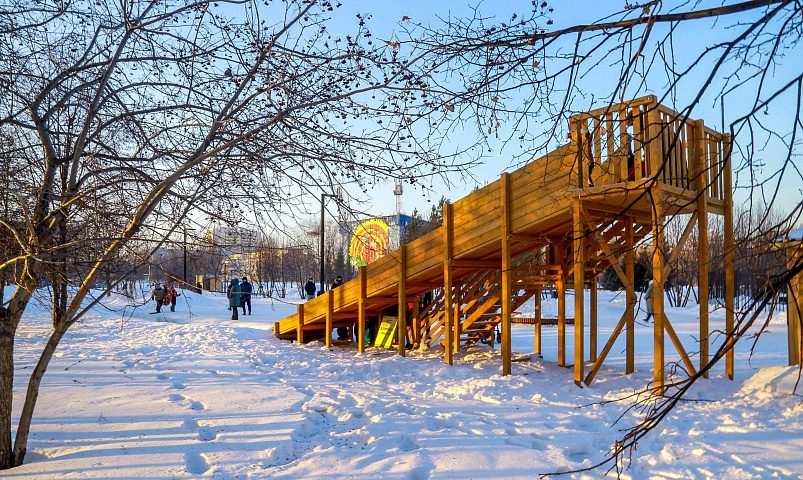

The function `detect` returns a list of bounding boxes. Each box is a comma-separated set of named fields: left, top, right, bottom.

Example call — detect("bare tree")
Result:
left=0, top=0, right=479, bottom=468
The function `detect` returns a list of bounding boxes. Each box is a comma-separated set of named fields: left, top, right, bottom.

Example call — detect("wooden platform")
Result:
left=275, top=96, right=735, bottom=392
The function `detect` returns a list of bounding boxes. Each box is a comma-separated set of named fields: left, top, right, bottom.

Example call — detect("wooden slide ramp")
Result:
left=274, top=95, right=732, bottom=387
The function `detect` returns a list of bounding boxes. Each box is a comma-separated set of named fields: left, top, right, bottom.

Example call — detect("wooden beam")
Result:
left=398, top=245, right=407, bottom=357
left=585, top=310, right=628, bottom=385
left=443, top=202, right=454, bottom=365
left=501, top=172, right=513, bottom=376
left=454, top=280, right=462, bottom=353
left=662, top=313, right=698, bottom=376
left=590, top=276, right=598, bottom=363
left=412, top=298, right=421, bottom=348
left=358, top=265, right=367, bottom=354
left=663, top=211, right=699, bottom=277
left=723, top=133, right=735, bottom=380
left=652, top=185, right=666, bottom=394
left=573, top=199, right=585, bottom=385
left=625, top=217, right=635, bottom=374
left=556, top=245, right=567, bottom=367
left=449, top=259, right=502, bottom=268
left=694, top=119, right=709, bottom=377
left=326, top=290, right=333, bottom=348
left=534, top=286, right=542, bottom=356
left=297, top=304, right=304, bottom=344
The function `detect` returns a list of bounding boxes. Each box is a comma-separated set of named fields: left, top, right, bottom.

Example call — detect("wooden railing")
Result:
left=570, top=96, right=728, bottom=201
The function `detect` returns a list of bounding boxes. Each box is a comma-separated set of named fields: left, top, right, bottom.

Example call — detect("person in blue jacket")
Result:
left=240, top=276, right=253, bottom=315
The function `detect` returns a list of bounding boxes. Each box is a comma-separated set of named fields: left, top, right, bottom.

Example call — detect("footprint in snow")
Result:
left=156, top=373, right=170, bottom=380
left=184, top=452, right=210, bottom=474
left=198, top=427, right=218, bottom=442
left=182, top=419, right=200, bottom=430
left=168, top=394, right=185, bottom=402
left=171, top=382, right=185, bottom=389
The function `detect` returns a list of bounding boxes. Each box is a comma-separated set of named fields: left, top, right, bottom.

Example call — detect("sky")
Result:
left=314, top=0, right=803, bottom=223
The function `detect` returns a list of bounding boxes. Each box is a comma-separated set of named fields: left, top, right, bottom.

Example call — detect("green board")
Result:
left=375, top=316, right=398, bottom=349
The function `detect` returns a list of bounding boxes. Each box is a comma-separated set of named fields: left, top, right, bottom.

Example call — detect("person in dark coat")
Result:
left=240, top=276, right=252, bottom=315
left=331, top=276, right=349, bottom=340
left=304, top=277, right=316, bottom=301
left=151, top=283, right=165, bottom=313
left=227, top=278, right=242, bottom=320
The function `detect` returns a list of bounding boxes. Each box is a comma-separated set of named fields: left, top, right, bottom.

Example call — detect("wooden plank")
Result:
left=534, top=286, right=542, bottom=355
left=556, top=247, right=566, bottom=367
left=573, top=199, right=585, bottom=385
left=723, top=134, right=735, bottom=379
left=652, top=185, right=665, bottom=394
left=662, top=313, right=698, bottom=376
left=443, top=202, right=454, bottom=365
left=694, top=119, right=710, bottom=377
left=358, top=265, right=367, bottom=353
left=502, top=172, right=512, bottom=376
left=590, top=276, right=597, bottom=363
left=326, top=290, right=333, bottom=348
left=398, top=245, right=407, bottom=357
left=625, top=217, right=635, bottom=374
left=585, top=310, right=628, bottom=385
left=297, top=304, right=304, bottom=344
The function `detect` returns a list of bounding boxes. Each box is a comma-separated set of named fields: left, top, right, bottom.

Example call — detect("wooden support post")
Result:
left=557, top=248, right=567, bottom=367
left=443, top=203, right=454, bottom=366
left=573, top=199, right=585, bottom=385
left=454, top=281, right=462, bottom=353
left=297, top=304, right=304, bottom=344
left=413, top=299, right=421, bottom=347
left=326, top=290, right=333, bottom=348
left=358, top=265, right=367, bottom=354
left=398, top=245, right=407, bottom=357
left=694, top=120, right=710, bottom=378
left=787, top=246, right=802, bottom=365
left=501, top=172, right=513, bottom=376
left=625, top=217, right=635, bottom=374
left=590, top=276, right=598, bottom=363
left=652, top=186, right=666, bottom=394
left=723, top=134, right=735, bottom=380
left=534, top=287, right=542, bottom=356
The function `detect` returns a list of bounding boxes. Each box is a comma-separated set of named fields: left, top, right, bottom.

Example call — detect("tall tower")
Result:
left=394, top=182, right=403, bottom=215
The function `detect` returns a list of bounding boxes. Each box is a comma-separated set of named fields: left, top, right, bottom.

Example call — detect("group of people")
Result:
left=150, top=282, right=180, bottom=314
left=226, top=276, right=253, bottom=320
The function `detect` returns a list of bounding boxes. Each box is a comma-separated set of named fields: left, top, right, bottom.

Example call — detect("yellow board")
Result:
left=376, top=316, right=398, bottom=349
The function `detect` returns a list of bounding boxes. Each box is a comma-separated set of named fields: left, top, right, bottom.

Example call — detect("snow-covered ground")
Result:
left=5, top=285, right=803, bottom=479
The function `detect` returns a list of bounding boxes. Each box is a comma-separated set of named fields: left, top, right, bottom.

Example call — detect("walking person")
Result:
left=151, top=283, right=165, bottom=313
left=304, top=277, right=316, bottom=301
left=227, top=278, right=242, bottom=320
left=331, top=276, right=349, bottom=340
left=165, top=282, right=179, bottom=312
left=240, top=276, right=252, bottom=315
left=642, top=280, right=655, bottom=322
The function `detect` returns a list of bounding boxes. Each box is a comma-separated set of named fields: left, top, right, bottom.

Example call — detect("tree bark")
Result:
left=11, top=320, right=68, bottom=467
left=0, top=282, right=34, bottom=469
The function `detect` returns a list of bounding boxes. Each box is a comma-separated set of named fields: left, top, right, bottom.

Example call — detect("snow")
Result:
left=7, top=285, right=803, bottom=479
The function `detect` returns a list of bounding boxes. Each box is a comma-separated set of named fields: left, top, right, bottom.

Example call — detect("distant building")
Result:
left=204, top=226, right=260, bottom=255
left=341, top=214, right=411, bottom=267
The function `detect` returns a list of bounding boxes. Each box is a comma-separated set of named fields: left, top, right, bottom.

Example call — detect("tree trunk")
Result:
left=0, top=316, right=14, bottom=469
left=0, top=283, right=34, bottom=470
left=11, top=320, right=68, bottom=467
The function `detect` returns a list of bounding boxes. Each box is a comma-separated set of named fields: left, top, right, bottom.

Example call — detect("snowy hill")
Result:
left=6, top=286, right=803, bottom=479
